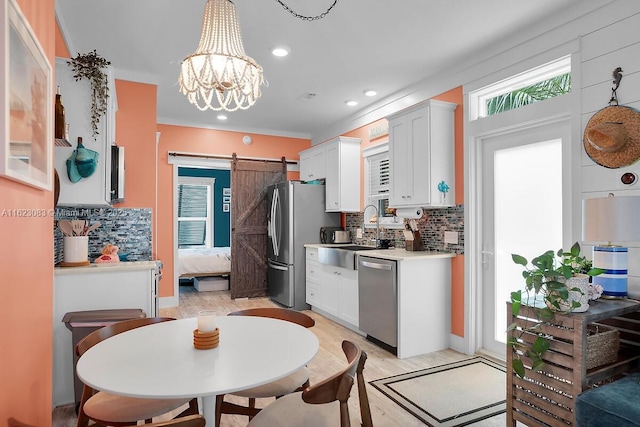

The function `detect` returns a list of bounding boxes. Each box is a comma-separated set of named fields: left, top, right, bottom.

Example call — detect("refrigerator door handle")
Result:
left=268, top=259, right=288, bottom=271
left=270, top=188, right=279, bottom=256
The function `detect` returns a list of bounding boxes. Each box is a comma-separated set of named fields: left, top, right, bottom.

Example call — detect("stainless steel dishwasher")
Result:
left=358, top=256, right=397, bottom=349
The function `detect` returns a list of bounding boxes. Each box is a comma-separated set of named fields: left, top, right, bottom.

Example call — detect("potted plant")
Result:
left=508, top=242, right=604, bottom=378
left=67, top=50, right=111, bottom=140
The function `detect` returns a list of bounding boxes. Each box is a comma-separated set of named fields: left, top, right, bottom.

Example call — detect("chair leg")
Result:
left=76, top=385, right=94, bottom=427
left=248, top=398, right=257, bottom=420
left=215, top=394, right=224, bottom=427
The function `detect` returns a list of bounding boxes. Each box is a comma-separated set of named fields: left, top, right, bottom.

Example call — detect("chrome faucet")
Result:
left=363, top=204, right=380, bottom=248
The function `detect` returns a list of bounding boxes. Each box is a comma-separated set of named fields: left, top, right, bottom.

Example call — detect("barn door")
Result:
left=230, top=157, right=286, bottom=299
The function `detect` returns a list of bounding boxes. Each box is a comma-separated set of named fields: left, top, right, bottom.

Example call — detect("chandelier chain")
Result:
left=274, top=0, right=339, bottom=21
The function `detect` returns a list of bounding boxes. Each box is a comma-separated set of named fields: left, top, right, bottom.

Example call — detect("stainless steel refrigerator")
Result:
left=267, top=181, right=341, bottom=310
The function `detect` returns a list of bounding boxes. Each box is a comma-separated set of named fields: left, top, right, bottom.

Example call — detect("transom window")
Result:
left=470, top=56, right=571, bottom=120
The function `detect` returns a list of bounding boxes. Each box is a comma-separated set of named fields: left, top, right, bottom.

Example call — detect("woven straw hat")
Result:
left=584, top=105, right=640, bottom=168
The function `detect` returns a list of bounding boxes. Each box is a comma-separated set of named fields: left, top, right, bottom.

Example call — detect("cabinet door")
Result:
left=299, top=146, right=327, bottom=181
left=408, top=107, right=431, bottom=206
left=320, top=265, right=340, bottom=317
left=389, top=115, right=411, bottom=207
left=325, top=143, right=341, bottom=211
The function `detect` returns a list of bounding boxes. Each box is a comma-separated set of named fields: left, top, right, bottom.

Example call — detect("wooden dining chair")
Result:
left=246, top=340, right=373, bottom=427
left=75, top=317, right=199, bottom=427
left=215, top=307, right=316, bottom=425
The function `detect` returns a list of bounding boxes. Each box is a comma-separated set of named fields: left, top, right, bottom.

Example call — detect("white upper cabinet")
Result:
left=388, top=99, right=456, bottom=208
left=299, top=136, right=361, bottom=212
left=54, top=57, right=117, bottom=207
left=299, top=145, right=326, bottom=181
left=324, top=136, right=361, bottom=212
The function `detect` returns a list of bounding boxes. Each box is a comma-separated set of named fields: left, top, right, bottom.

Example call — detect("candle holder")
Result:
left=193, top=328, right=219, bottom=349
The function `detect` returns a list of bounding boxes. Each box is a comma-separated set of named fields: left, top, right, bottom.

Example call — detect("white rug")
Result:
left=370, top=356, right=506, bottom=426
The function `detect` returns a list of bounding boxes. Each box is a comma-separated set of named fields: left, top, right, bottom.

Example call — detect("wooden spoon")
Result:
left=83, top=222, right=101, bottom=236
left=57, top=220, right=73, bottom=236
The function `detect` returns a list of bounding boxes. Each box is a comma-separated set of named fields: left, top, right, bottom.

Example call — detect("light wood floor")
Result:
left=53, top=286, right=507, bottom=427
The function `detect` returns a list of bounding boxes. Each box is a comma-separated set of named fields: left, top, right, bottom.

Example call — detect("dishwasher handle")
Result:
left=359, top=260, right=392, bottom=271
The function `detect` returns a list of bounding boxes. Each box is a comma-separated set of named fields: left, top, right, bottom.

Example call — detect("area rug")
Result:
left=370, top=356, right=506, bottom=426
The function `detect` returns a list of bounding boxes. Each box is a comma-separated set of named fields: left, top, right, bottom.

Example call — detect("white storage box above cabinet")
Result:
left=388, top=99, right=456, bottom=209
left=54, top=57, right=118, bottom=207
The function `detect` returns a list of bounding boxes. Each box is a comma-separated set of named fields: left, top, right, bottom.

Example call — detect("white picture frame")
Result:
left=223, top=203, right=230, bottom=213
left=223, top=187, right=231, bottom=196
left=0, top=0, right=52, bottom=190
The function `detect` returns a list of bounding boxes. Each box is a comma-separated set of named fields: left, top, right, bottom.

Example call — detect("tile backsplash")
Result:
left=54, top=206, right=152, bottom=265
left=346, top=205, right=464, bottom=254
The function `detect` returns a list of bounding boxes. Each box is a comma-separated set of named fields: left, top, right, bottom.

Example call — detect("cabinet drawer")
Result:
left=306, top=247, right=318, bottom=261
left=306, top=280, right=320, bottom=306
left=306, top=260, right=321, bottom=281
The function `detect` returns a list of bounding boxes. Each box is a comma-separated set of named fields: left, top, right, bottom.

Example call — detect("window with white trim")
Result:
left=363, top=143, right=402, bottom=228
left=469, top=56, right=571, bottom=121
left=177, top=176, right=214, bottom=248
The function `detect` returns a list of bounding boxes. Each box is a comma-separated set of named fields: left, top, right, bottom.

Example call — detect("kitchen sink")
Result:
left=317, top=245, right=383, bottom=270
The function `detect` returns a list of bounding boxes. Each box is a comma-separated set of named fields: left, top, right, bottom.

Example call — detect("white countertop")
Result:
left=304, top=244, right=456, bottom=261
left=54, top=260, right=160, bottom=275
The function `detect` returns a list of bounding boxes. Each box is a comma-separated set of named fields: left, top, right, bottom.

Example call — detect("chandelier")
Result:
left=179, top=0, right=340, bottom=112
left=178, top=0, right=265, bottom=112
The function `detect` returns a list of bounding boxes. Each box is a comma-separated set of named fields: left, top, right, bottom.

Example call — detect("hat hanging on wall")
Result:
left=583, top=105, right=640, bottom=168
left=583, top=67, right=640, bottom=169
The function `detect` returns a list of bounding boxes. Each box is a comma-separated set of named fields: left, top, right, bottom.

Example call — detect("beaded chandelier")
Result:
left=178, top=0, right=265, bottom=112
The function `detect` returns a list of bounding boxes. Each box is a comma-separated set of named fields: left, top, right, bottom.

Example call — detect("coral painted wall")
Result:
left=433, top=87, right=465, bottom=337
left=0, top=1, right=55, bottom=425
left=155, top=125, right=310, bottom=297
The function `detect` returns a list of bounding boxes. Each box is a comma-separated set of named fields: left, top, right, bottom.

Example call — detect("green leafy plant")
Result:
left=67, top=50, right=111, bottom=140
left=508, top=242, right=604, bottom=378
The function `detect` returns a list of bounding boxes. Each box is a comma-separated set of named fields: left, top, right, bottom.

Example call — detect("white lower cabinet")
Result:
left=52, top=262, right=159, bottom=407
left=306, top=248, right=358, bottom=328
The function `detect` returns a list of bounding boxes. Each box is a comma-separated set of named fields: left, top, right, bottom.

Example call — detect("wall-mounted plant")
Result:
left=67, top=50, right=111, bottom=140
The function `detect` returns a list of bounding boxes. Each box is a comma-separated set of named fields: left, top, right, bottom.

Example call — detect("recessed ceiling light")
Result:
left=345, top=100, right=358, bottom=107
left=363, top=90, right=377, bottom=97
left=271, top=46, right=290, bottom=57
left=217, top=114, right=228, bottom=120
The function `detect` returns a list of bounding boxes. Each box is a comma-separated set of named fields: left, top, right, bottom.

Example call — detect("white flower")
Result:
left=588, top=283, right=603, bottom=300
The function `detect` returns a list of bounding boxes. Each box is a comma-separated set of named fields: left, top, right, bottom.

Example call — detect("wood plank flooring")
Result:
left=53, top=286, right=507, bottom=427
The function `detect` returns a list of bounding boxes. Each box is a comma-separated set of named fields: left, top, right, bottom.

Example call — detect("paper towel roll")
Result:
left=395, top=207, right=423, bottom=219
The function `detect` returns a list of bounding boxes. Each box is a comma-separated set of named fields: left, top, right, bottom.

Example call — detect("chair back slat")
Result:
left=302, top=340, right=360, bottom=405
left=227, top=307, right=315, bottom=328
left=75, top=317, right=175, bottom=357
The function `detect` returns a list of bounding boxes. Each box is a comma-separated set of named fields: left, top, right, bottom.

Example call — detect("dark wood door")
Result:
left=230, top=157, right=286, bottom=299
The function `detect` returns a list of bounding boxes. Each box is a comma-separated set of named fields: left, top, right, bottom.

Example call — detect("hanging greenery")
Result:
left=67, top=50, right=111, bottom=140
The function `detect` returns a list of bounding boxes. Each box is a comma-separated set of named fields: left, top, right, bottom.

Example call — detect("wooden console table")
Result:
left=507, top=298, right=640, bottom=426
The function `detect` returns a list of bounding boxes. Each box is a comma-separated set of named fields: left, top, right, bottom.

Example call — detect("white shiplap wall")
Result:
left=580, top=10, right=640, bottom=297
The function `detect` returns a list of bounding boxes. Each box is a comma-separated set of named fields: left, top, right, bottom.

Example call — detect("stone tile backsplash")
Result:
left=346, top=205, right=464, bottom=254
left=54, top=206, right=152, bottom=265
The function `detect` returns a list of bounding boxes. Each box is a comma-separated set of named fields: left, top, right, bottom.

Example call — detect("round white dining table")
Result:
left=76, top=316, right=319, bottom=426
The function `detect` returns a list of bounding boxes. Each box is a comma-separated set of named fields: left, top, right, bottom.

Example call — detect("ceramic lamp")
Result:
left=582, top=195, right=640, bottom=298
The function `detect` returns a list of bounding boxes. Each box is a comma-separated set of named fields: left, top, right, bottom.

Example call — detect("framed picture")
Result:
left=223, top=203, right=230, bottom=212
left=222, top=196, right=230, bottom=203
left=0, top=0, right=52, bottom=190
left=223, top=187, right=231, bottom=196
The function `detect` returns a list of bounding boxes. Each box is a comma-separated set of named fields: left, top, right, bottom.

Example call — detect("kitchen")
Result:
left=4, top=1, right=640, bottom=425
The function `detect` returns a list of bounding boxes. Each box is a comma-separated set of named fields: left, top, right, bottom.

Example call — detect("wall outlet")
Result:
left=444, top=231, right=458, bottom=245
left=356, top=228, right=363, bottom=239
